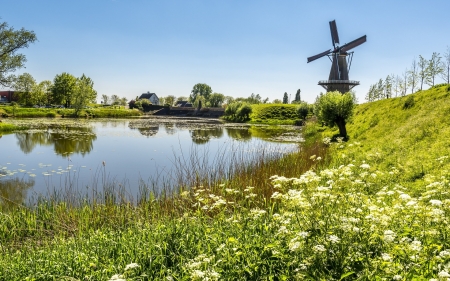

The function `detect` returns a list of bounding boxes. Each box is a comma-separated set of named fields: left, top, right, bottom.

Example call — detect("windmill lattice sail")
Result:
left=307, top=20, right=366, bottom=93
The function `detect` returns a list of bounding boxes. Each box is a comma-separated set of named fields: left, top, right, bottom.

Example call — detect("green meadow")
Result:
left=0, top=106, right=142, bottom=119
left=1, top=85, right=450, bottom=280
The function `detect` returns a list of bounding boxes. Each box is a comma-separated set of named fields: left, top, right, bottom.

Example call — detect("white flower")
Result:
left=430, top=199, right=443, bottom=206
left=383, top=230, right=396, bottom=243
left=360, top=163, right=370, bottom=169
left=313, top=244, right=326, bottom=253
left=438, top=270, right=450, bottom=278
left=124, top=262, right=139, bottom=271
left=289, top=241, right=301, bottom=252
left=393, top=275, right=402, bottom=280
left=109, top=274, right=126, bottom=281
left=409, top=240, right=422, bottom=252
left=381, top=253, right=392, bottom=262
left=328, top=235, right=340, bottom=244
left=399, top=193, right=411, bottom=200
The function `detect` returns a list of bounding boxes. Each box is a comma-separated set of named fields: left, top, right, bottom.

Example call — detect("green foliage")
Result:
left=282, top=92, right=288, bottom=104
left=72, top=74, right=97, bottom=116
left=52, top=72, right=77, bottom=107
left=190, top=83, right=212, bottom=103
left=208, top=92, right=225, bottom=107
left=315, top=91, right=356, bottom=138
left=403, top=95, right=415, bottom=109
left=223, top=101, right=252, bottom=122
left=297, top=102, right=309, bottom=120
left=0, top=20, right=37, bottom=87
left=250, top=104, right=301, bottom=125
left=13, top=72, right=36, bottom=106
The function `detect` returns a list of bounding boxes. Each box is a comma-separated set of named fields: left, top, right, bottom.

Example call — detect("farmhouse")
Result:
left=139, top=92, right=159, bottom=105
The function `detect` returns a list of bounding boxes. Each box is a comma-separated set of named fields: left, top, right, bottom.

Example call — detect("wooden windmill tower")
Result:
left=307, top=20, right=366, bottom=93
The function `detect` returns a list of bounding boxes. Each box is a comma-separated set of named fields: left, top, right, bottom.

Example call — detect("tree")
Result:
left=177, top=96, right=188, bottom=101
left=315, top=91, right=356, bottom=139
left=190, top=83, right=212, bottom=103
left=224, top=96, right=235, bottom=105
left=418, top=55, right=428, bottom=91
left=72, top=74, right=97, bottom=115
left=14, top=72, right=36, bottom=106
left=282, top=92, right=288, bottom=104
left=102, top=94, right=110, bottom=105
left=297, top=102, right=309, bottom=120
left=0, top=20, right=37, bottom=87
left=401, top=70, right=408, bottom=97
left=111, top=94, right=120, bottom=105
left=426, top=52, right=443, bottom=87
left=52, top=72, right=77, bottom=107
left=376, top=79, right=384, bottom=100
left=32, top=80, right=51, bottom=106
left=164, top=95, right=176, bottom=106
left=272, top=99, right=282, bottom=104
left=39, top=80, right=53, bottom=105
left=440, top=46, right=450, bottom=84
left=119, top=97, right=128, bottom=106
left=294, top=89, right=301, bottom=103
left=385, top=75, right=392, bottom=98
left=408, top=59, right=418, bottom=94
left=208, top=93, right=225, bottom=107
left=247, top=93, right=262, bottom=104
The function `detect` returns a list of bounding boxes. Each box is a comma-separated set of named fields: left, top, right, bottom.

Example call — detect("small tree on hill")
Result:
left=315, top=91, right=356, bottom=139
left=283, top=92, right=288, bottom=104
left=441, top=46, right=450, bottom=84
left=295, top=89, right=301, bottom=103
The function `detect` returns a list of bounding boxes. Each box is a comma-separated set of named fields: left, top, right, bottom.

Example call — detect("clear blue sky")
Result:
left=2, top=0, right=450, bottom=103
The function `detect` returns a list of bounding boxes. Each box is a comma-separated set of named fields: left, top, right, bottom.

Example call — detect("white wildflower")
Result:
left=360, top=163, right=370, bottom=169
left=381, top=253, right=392, bottom=262
left=399, top=193, right=411, bottom=200
left=383, top=230, right=396, bottom=243
left=409, top=240, right=422, bottom=252
left=109, top=274, right=126, bottom=281
left=328, top=235, right=340, bottom=244
left=124, top=263, right=139, bottom=271
left=438, top=270, right=450, bottom=278
left=313, top=244, right=326, bottom=253
left=393, top=275, right=402, bottom=280
left=430, top=199, right=443, bottom=206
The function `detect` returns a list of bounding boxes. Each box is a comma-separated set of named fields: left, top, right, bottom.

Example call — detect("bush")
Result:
left=403, top=95, right=415, bottom=109
left=297, top=102, right=309, bottom=120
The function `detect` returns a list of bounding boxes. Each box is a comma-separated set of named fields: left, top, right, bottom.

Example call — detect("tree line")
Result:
left=366, top=47, right=450, bottom=102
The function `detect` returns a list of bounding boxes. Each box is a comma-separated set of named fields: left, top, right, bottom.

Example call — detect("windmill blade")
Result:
left=307, top=49, right=332, bottom=63
left=340, top=35, right=367, bottom=52
left=329, top=20, right=340, bottom=47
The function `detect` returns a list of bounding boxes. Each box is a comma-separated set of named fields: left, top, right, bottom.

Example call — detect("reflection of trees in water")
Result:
left=225, top=127, right=252, bottom=141
left=191, top=127, right=224, bottom=144
left=0, top=177, right=35, bottom=211
left=137, top=126, right=160, bottom=137
left=163, top=124, right=176, bottom=135
left=15, top=127, right=97, bottom=157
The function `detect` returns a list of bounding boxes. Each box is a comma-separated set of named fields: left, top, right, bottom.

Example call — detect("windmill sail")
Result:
left=340, top=35, right=367, bottom=52
left=329, top=20, right=340, bottom=47
left=307, top=49, right=331, bottom=63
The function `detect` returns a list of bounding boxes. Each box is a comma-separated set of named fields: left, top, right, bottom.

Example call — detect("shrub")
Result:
left=403, top=95, right=415, bottom=109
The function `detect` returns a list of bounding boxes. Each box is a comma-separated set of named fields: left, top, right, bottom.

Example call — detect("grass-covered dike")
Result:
left=2, top=85, right=450, bottom=280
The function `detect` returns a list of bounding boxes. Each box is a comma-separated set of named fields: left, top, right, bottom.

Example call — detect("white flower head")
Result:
left=124, top=262, right=139, bottom=271
left=360, top=163, right=370, bottom=169
left=313, top=244, right=326, bottom=253
left=430, top=199, right=443, bottom=206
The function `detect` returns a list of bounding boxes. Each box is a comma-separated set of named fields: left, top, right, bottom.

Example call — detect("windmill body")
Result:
left=307, top=20, right=366, bottom=93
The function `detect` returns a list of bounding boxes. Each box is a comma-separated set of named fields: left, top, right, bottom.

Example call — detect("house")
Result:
left=174, top=100, right=193, bottom=107
left=0, top=90, right=16, bottom=103
left=138, top=92, right=159, bottom=105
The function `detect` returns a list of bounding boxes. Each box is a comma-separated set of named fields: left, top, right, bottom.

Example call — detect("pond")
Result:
left=0, top=117, right=303, bottom=206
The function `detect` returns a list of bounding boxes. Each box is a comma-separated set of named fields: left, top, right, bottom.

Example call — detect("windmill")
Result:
left=307, top=20, right=366, bottom=93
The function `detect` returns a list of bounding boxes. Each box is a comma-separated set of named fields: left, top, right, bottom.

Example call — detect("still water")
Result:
left=0, top=118, right=302, bottom=205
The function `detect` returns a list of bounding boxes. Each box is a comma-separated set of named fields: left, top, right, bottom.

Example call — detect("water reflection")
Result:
left=225, top=127, right=252, bottom=141
left=0, top=177, right=35, bottom=210
left=15, top=127, right=97, bottom=157
left=191, top=127, right=224, bottom=144
left=137, top=126, right=160, bottom=137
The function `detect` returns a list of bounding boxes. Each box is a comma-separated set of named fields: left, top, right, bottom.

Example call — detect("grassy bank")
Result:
left=2, top=85, right=450, bottom=279
left=0, top=106, right=142, bottom=118
left=249, top=104, right=303, bottom=125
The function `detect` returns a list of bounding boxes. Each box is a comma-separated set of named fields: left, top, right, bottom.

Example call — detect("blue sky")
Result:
left=2, top=0, right=450, bottom=103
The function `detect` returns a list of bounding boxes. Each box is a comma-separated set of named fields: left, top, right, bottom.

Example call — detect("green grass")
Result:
left=0, top=106, right=142, bottom=118
left=2, top=85, right=450, bottom=279
left=0, top=121, right=17, bottom=132
left=249, top=104, right=302, bottom=125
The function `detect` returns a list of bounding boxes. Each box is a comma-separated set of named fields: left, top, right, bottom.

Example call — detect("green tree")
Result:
left=111, top=94, right=120, bottom=105
left=418, top=55, right=428, bottom=91
left=0, top=20, right=37, bottom=87
left=294, top=89, right=301, bottom=103
left=297, top=102, right=309, bottom=120
left=101, top=94, right=109, bottom=105
left=315, top=91, right=356, bottom=139
left=72, top=74, right=97, bottom=115
left=426, top=52, right=444, bottom=87
left=247, top=93, right=262, bottom=104
left=190, top=83, right=212, bottom=103
left=283, top=92, right=288, bottom=104
left=38, top=80, right=53, bottom=105
left=407, top=59, right=418, bottom=94
left=164, top=95, right=176, bottom=106
left=177, top=96, right=188, bottom=101
left=208, top=93, right=225, bottom=107
left=120, top=97, right=128, bottom=106
left=52, top=72, right=77, bottom=107
left=441, top=46, right=450, bottom=84
left=31, top=80, right=51, bottom=106
left=13, top=72, right=36, bottom=106
left=273, top=99, right=282, bottom=104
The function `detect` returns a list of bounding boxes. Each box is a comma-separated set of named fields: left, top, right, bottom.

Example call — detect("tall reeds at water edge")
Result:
left=0, top=130, right=327, bottom=243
